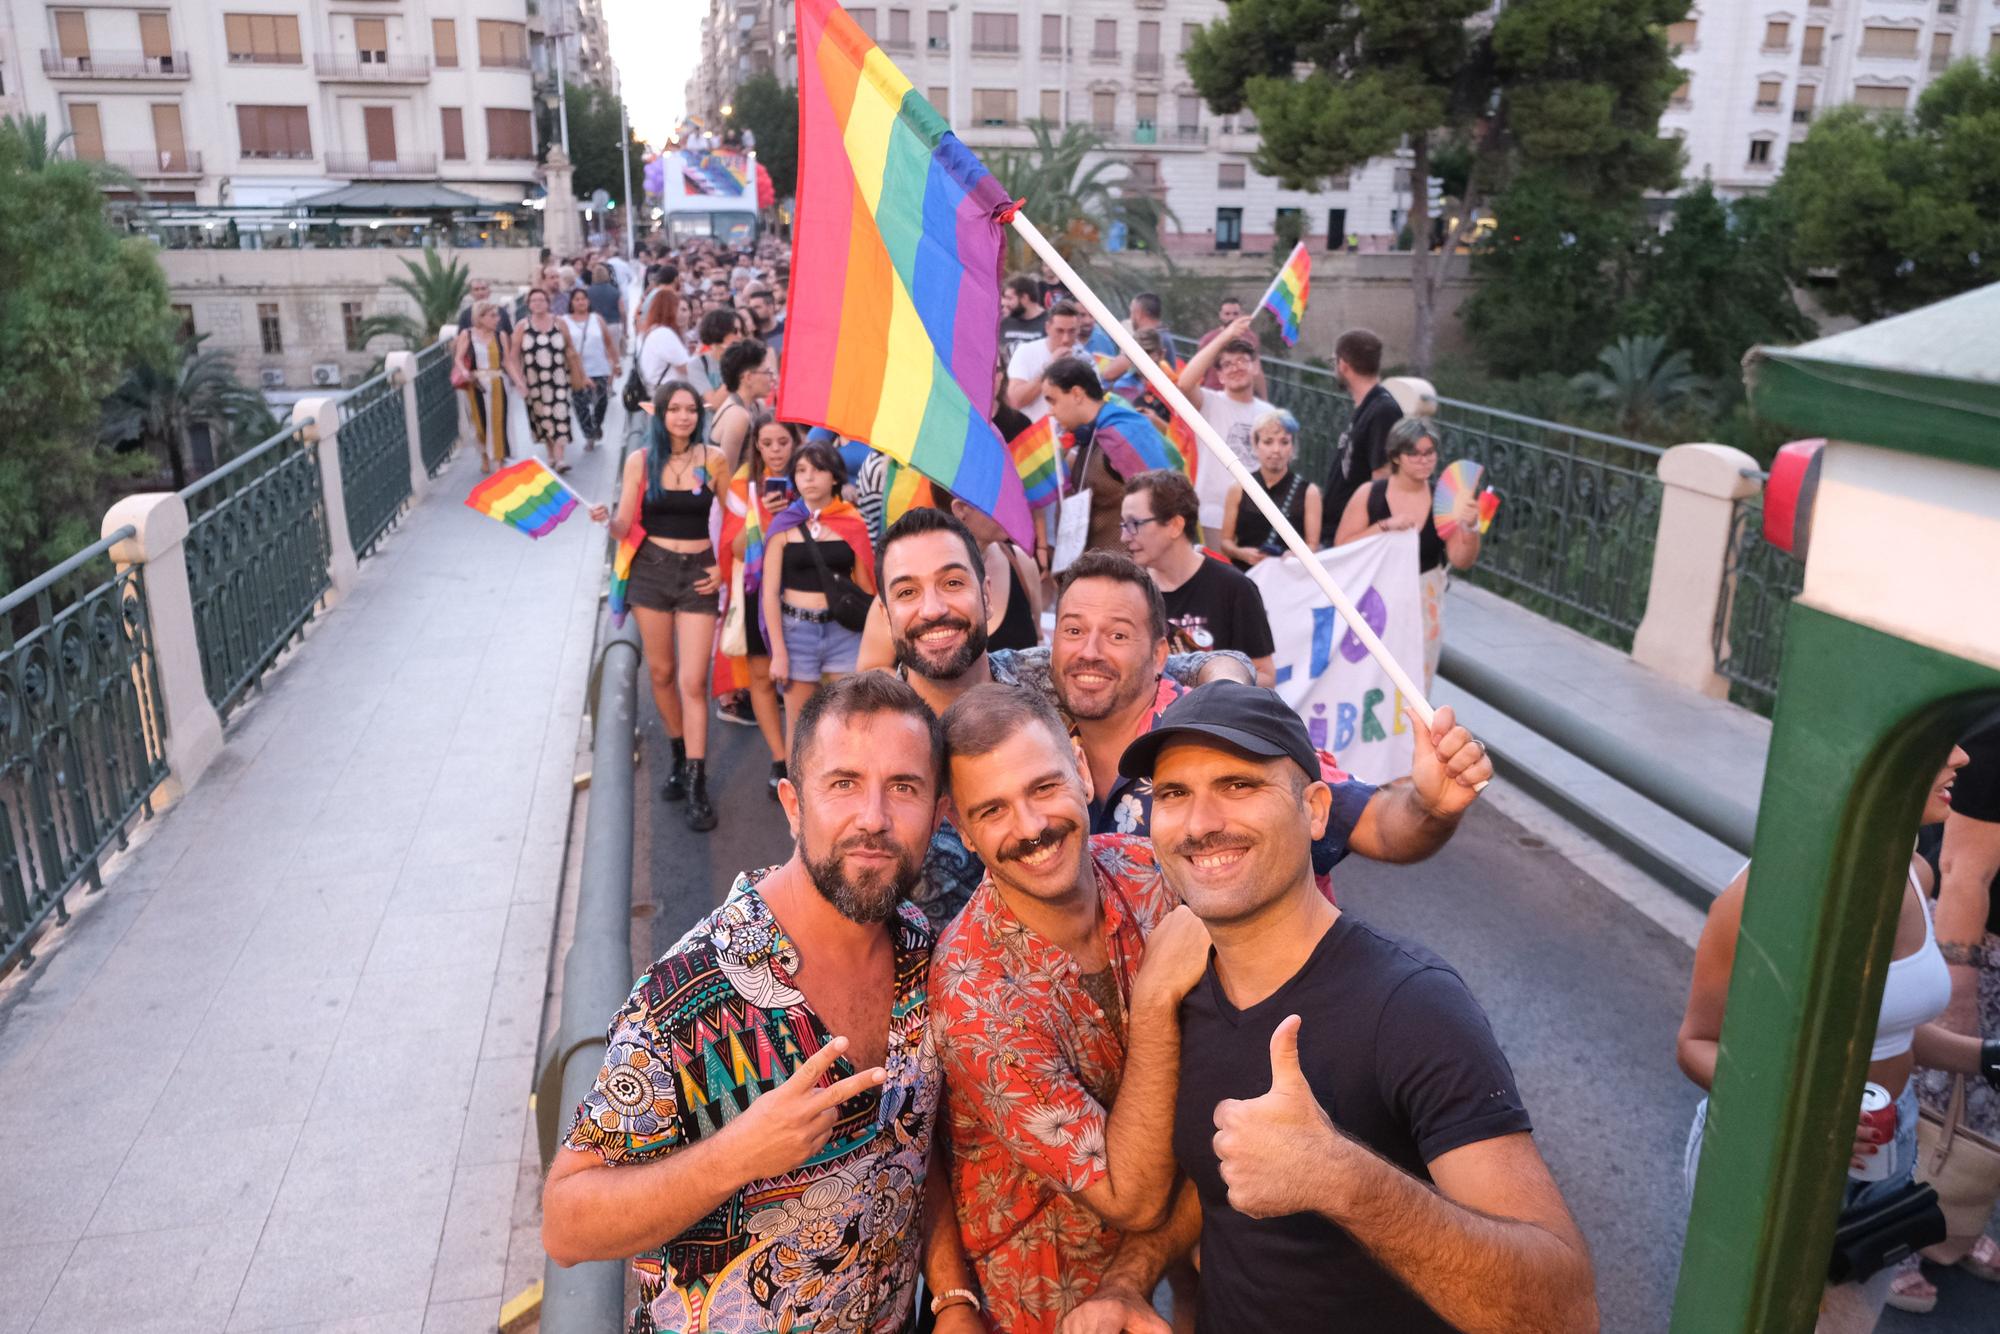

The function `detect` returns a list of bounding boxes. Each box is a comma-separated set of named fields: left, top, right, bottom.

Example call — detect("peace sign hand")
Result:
left=1211, top=1015, right=1342, bottom=1219
left=721, top=1035, right=887, bottom=1185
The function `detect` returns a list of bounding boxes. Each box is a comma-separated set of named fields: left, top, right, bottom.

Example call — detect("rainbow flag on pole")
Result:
left=464, top=459, right=578, bottom=538
left=607, top=525, right=644, bottom=627
left=1260, top=242, right=1311, bottom=346
left=1005, top=417, right=1063, bottom=512
left=778, top=0, right=1033, bottom=549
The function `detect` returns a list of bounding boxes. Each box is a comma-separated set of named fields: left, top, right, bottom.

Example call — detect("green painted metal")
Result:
left=1672, top=603, right=2000, bottom=1331
left=338, top=371, right=415, bottom=559
left=1713, top=491, right=1806, bottom=715
left=415, top=339, right=459, bottom=477
left=0, top=528, right=168, bottom=969
left=182, top=424, right=333, bottom=715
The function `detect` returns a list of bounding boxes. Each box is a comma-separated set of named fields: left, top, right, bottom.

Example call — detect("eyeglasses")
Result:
left=1404, top=447, right=1438, bottom=459
left=1118, top=516, right=1164, bottom=535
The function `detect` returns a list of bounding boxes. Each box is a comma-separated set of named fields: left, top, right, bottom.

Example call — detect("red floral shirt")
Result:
left=929, top=836, right=1179, bottom=1334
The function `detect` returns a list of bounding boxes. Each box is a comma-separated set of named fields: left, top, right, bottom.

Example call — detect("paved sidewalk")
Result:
left=1435, top=583, right=1772, bottom=898
left=0, top=431, right=621, bottom=1334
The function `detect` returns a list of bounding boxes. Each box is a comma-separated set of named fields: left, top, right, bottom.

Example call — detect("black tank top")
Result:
left=780, top=538, right=855, bottom=593
left=988, top=557, right=1038, bottom=650
left=1232, top=469, right=1309, bottom=560
left=641, top=485, right=711, bottom=540
left=1366, top=479, right=1447, bottom=572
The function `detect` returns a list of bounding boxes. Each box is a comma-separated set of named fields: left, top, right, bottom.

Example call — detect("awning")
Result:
left=1745, top=282, right=2000, bottom=471
left=291, top=182, right=491, bottom=210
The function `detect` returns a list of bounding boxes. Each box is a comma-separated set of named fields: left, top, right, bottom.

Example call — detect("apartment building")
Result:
left=686, top=0, right=1409, bottom=253
left=0, top=1, right=544, bottom=205
left=1661, top=0, right=2000, bottom=193
left=533, top=0, right=615, bottom=95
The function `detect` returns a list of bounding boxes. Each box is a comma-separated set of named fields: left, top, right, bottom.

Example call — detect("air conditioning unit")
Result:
left=260, top=367, right=286, bottom=389
left=310, top=363, right=342, bottom=387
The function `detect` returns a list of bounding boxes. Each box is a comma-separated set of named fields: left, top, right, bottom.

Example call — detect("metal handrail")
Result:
left=180, top=418, right=315, bottom=505
left=0, top=526, right=134, bottom=614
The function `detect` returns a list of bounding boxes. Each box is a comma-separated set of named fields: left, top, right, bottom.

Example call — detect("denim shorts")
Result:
left=779, top=605, right=861, bottom=682
left=1682, top=1081, right=1919, bottom=1209
left=627, top=543, right=718, bottom=616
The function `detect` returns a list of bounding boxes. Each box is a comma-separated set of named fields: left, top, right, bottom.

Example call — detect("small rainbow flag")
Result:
left=1005, top=417, right=1062, bottom=512
left=778, top=0, right=1033, bottom=550
left=1260, top=242, right=1311, bottom=346
left=608, top=525, right=644, bottom=627
left=465, top=459, right=578, bottom=538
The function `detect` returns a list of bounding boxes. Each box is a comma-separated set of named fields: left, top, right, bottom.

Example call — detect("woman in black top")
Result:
left=1333, top=416, right=1482, bottom=690
left=606, top=381, right=726, bottom=830
left=1221, top=408, right=1324, bottom=567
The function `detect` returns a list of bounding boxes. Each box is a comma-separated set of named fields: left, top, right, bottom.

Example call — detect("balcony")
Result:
left=325, top=152, right=439, bottom=176
left=1040, top=44, right=1066, bottom=57
left=481, top=54, right=533, bottom=70
left=41, top=49, right=190, bottom=79
left=926, top=36, right=949, bottom=51
left=1792, top=107, right=1814, bottom=123
left=104, top=148, right=203, bottom=176
left=1168, top=123, right=1208, bottom=144
left=971, top=41, right=1019, bottom=55
left=1135, top=52, right=1163, bottom=76
left=315, top=54, right=433, bottom=82
left=1802, top=46, right=1823, bottom=66
left=1090, top=47, right=1121, bottom=62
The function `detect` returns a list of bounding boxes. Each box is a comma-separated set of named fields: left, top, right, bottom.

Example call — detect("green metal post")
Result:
left=1671, top=603, right=2000, bottom=1330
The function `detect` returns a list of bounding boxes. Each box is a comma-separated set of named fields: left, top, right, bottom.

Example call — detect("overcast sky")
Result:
left=604, top=0, right=704, bottom=146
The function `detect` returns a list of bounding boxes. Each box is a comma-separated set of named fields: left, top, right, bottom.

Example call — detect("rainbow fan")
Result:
left=1433, top=459, right=1499, bottom=538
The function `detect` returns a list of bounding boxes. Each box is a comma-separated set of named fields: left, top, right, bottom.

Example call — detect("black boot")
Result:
left=768, top=760, right=786, bottom=802
left=685, top=760, right=718, bottom=832
left=662, top=737, right=687, bottom=801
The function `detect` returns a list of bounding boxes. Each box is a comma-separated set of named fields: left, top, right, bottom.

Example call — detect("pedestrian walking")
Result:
left=761, top=440, right=875, bottom=752
left=607, top=382, right=725, bottom=831
left=1220, top=408, right=1322, bottom=567
left=561, top=287, right=615, bottom=451
left=507, top=287, right=587, bottom=473
left=707, top=338, right=773, bottom=476
left=454, top=300, right=512, bottom=474
left=636, top=295, right=692, bottom=395
left=724, top=411, right=800, bottom=798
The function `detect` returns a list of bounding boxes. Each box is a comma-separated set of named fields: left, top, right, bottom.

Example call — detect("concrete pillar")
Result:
left=384, top=350, right=428, bottom=499
left=1632, top=442, right=1763, bottom=698
left=292, top=397, right=360, bottom=601
left=1383, top=376, right=1437, bottom=418
left=543, top=145, right=584, bottom=256
left=102, top=494, right=226, bottom=796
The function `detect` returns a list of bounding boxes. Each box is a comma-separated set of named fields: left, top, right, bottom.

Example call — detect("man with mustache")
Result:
left=871, top=508, right=1251, bottom=930
left=931, top=683, right=1214, bottom=1334
left=1063, top=682, right=1596, bottom=1333
left=542, top=674, right=985, bottom=1334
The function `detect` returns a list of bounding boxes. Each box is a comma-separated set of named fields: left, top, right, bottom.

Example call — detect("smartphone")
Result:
left=763, top=477, right=792, bottom=505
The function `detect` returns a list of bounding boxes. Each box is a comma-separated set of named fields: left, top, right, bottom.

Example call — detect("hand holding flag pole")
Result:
left=1007, top=212, right=1434, bottom=727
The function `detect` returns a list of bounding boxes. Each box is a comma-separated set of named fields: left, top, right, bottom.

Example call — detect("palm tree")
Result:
left=1570, top=334, right=1709, bottom=434
left=985, top=122, right=1175, bottom=293
left=351, top=249, right=471, bottom=352
left=100, top=335, right=273, bottom=489
left=3, top=111, right=138, bottom=190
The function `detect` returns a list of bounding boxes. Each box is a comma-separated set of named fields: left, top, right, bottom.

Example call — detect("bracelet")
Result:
left=930, top=1288, right=982, bottom=1315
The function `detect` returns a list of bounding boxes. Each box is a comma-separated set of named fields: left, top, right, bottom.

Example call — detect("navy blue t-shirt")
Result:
left=1174, top=914, right=1533, bottom=1332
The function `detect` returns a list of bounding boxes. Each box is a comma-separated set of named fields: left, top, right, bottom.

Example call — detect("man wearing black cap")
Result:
left=1065, top=682, right=1598, bottom=1334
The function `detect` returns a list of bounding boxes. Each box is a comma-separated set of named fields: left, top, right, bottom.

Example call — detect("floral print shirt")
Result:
left=929, top=836, right=1179, bottom=1334
left=565, top=869, right=941, bottom=1334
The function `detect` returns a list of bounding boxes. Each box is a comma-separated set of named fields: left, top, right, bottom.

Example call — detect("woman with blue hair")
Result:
left=1219, top=406, right=1323, bottom=568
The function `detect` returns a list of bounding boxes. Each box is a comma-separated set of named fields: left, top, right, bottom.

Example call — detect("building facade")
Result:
left=685, top=0, right=1411, bottom=254
left=1661, top=0, right=2000, bottom=194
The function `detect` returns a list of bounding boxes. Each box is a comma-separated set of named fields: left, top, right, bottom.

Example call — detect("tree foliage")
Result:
left=353, top=249, right=471, bottom=352
left=1570, top=333, right=1707, bottom=433
left=727, top=75, right=798, bottom=200
left=1772, top=53, right=2000, bottom=321
left=986, top=122, right=1175, bottom=292
left=0, top=114, right=173, bottom=587
left=540, top=82, right=646, bottom=208
left=1624, top=184, right=1812, bottom=379
left=1185, top=0, right=1687, bottom=371
left=100, top=335, right=276, bottom=490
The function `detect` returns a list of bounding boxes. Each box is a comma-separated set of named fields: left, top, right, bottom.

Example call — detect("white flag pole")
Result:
left=1010, top=212, right=1434, bottom=726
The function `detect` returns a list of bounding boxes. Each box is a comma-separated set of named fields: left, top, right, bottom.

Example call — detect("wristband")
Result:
left=1982, top=1039, right=2000, bottom=1091
left=930, top=1288, right=982, bottom=1315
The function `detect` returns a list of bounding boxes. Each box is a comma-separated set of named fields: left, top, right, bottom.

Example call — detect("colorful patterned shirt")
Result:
left=929, top=836, right=1179, bottom=1334
left=565, top=869, right=941, bottom=1334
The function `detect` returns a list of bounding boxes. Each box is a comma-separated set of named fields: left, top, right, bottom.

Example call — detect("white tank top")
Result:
left=1871, top=865, right=1952, bottom=1061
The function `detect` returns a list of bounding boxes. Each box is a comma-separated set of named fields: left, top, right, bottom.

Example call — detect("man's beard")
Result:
left=892, top=610, right=989, bottom=682
left=803, top=831, right=923, bottom=925
left=1055, top=656, right=1152, bottom=722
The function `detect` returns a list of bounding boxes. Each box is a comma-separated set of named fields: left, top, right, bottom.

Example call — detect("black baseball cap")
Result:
left=1118, top=681, right=1319, bottom=782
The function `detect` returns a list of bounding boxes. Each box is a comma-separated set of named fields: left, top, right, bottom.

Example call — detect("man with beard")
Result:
left=1062, top=683, right=1596, bottom=1333
left=543, top=674, right=985, bottom=1334
left=1050, top=551, right=1490, bottom=876
left=931, top=684, right=1213, bottom=1334
left=868, top=508, right=1250, bottom=929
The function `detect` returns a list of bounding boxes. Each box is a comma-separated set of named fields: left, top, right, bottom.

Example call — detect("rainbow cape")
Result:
left=778, top=0, right=1033, bottom=550
left=465, top=459, right=578, bottom=538
left=1089, top=399, right=1180, bottom=482
left=1260, top=242, right=1311, bottom=346
left=608, top=525, right=644, bottom=627
left=765, top=497, right=876, bottom=596
left=1005, top=417, right=1062, bottom=512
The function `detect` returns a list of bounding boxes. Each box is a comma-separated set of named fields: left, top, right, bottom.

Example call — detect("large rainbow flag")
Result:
left=1260, top=242, right=1311, bottom=346
left=464, top=459, right=578, bottom=538
left=778, top=0, right=1033, bottom=549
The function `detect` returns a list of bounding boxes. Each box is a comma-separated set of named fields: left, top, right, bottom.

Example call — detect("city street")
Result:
left=632, top=710, right=1996, bottom=1332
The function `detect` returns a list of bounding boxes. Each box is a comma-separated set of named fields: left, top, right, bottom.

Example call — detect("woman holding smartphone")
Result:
left=721, top=411, right=799, bottom=797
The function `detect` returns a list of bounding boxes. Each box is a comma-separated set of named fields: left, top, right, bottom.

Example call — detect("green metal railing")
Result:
left=1714, top=487, right=1806, bottom=715
left=182, top=423, right=332, bottom=716
left=415, top=339, right=459, bottom=477
left=338, top=370, right=415, bottom=558
left=1172, top=342, right=1667, bottom=650
left=1, top=530, right=168, bottom=969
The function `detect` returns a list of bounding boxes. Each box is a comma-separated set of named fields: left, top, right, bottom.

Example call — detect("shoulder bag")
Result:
left=621, top=331, right=650, bottom=414
left=1916, top=1075, right=2000, bottom=1240
left=803, top=528, right=873, bottom=632
left=1827, top=1179, right=1947, bottom=1284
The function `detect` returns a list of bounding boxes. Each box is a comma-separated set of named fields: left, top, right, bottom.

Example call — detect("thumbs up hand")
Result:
left=1211, top=1015, right=1342, bottom=1219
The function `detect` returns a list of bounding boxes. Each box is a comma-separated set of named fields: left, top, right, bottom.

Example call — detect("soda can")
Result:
left=1850, top=1082, right=1898, bottom=1183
